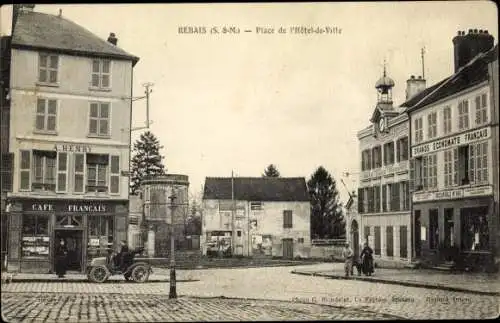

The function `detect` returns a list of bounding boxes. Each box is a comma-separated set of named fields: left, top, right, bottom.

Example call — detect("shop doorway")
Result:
left=54, top=230, right=83, bottom=272
left=282, top=238, right=293, bottom=259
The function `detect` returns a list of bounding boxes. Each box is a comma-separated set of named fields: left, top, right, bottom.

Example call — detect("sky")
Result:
left=1, top=2, right=498, bottom=203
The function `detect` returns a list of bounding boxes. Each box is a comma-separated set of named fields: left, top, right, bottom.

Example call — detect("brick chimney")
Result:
left=107, top=33, right=118, bottom=46
left=453, top=29, right=494, bottom=72
left=405, top=75, right=426, bottom=100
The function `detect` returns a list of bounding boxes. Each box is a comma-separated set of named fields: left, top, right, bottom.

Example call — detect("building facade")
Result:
left=5, top=7, right=139, bottom=273
left=406, top=30, right=498, bottom=271
left=202, top=177, right=311, bottom=259
left=356, top=70, right=418, bottom=266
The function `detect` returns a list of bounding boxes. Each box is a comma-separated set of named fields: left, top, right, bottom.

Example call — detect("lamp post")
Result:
left=168, top=190, right=177, bottom=299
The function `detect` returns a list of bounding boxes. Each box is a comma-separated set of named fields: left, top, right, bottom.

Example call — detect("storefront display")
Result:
left=21, top=214, right=49, bottom=258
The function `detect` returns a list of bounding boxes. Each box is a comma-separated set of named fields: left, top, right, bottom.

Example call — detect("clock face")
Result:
left=378, top=118, right=386, bottom=132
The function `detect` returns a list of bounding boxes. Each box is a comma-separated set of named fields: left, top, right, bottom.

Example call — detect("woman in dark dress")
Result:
left=360, top=242, right=374, bottom=276
left=55, top=239, right=68, bottom=278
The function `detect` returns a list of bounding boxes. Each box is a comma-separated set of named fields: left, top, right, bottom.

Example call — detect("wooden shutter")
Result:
left=110, top=155, right=120, bottom=194
left=382, top=184, right=387, bottom=212
left=56, top=152, right=68, bottom=192
left=357, top=188, right=363, bottom=213
left=19, top=150, right=31, bottom=190
left=386, top=226, right=393, bottom=257
left=74, top=153, right=85, bottom=193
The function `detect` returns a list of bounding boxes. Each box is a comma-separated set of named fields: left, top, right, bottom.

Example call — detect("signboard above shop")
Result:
left=22, top=200, right=125, bottom=213
left=412, top=126, right=490, bottom=157
left=413, top=185, right=493, bottom=203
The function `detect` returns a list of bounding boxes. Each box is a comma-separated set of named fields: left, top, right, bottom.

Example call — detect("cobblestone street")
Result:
left=1, top=293, right=400, bottom=322
left=2, top=264, right=499, bottom=320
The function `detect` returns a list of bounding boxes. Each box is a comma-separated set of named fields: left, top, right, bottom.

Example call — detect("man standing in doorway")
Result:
left=342, top=242, right=354, bottom=277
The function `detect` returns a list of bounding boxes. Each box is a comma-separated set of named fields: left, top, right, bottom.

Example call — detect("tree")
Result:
left=307, top=166, right=345, bottom=239
left=130, top=131, right=166, bottom=194
left=262, top=164, right=281, bottom=177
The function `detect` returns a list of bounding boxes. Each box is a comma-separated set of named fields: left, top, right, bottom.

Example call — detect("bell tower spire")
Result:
left=375, top=59, right=395, bottom=104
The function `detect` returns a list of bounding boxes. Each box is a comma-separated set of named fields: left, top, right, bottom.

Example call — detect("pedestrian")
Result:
left=115, top=240, right=130, bottom=271
left=55, top=238, right=68, bottom=278
left=342, top=242, right=354, bottom=277
left=360, top=242, right=374, bottom=276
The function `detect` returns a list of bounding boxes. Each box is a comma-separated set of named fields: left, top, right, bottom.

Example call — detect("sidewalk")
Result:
left=2, top=269, right=199, bottom=283
left=291, top=263, right=500, bottom=296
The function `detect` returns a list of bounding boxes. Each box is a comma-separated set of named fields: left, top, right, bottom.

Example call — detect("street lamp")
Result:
left=168, top=190, right=177, bottom=299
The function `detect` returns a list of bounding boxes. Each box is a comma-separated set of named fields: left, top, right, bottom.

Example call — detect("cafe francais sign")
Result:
left=25, top=200, right=112, bottom=213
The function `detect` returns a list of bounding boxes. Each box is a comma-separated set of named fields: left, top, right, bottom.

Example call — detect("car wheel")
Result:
left=131, top=265, right=150, bottom=283
left=88, top=266, right=109, bottom=283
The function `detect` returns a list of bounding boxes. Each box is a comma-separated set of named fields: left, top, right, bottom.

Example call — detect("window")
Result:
left=38, top=53, right=58, bottom=84
left=399, top=226, right=408, bottom=258
left=283, top=210, right=293, bottom=228
left=475, top=93, right=488, bottom=125
left=109, top=155, right=120, bottom=194
left=423, top=154, right=437, bottom=190
left=469, top=141, right=488, bottom=184
left=427, top=112, right=437, bottom=139
left=56, top=152, right=68, bottom=192
left=372, top=146, right=382, bottom=168
left=364, top=226, right=370, bottom=242
left=357, top=188, right=364, bottom=213
left=87, top=216, right=114, bottom=257
left=237, top=231, right=242, bottom=237
left=35, top=98, right=57, bottom=132
left=91, top=59, right=111, bottom=89
left=461, top=207, right=488, bottom=251
left=86, top=154, right=109, bottom=192
left=386, top=226, right=394, bottom=257
left=74, top=153, right=85, bottom=193
left=458, top=100, right=469, bottom=131
left=298, top=237, right=304, bottom=243
left=414, top=117, right=423, bottom=143
left=429, top=209, right=439, bottom=250
left=400, top=181, right=409, bottom=211
left=374, top=226, right=381, bottom=255
left=396, top=137, right=408, bottom=162
left=89, top=102, right=110, bottom=137
left=382, top=184, right=387, bottom=212
left=389, top=182, right=400, bottom=212
left=457, top=146, right=470, bottom=185
left=383, top=141, right=395, bottom=165
left=373, top=186, right=381, bottom=213
left=1, top=153, right=13, bottom=192
left=250, top=201, right=262, bottom=210
left=32, top=150, right=57, bottom=191
left=412, top=157, right=424, bottom=191
left=362, top=149, right=372, bottom=171
left=443, top=149, right=457, bottom=188
left=366, top=187, right=374, bottom=213
left=22, top=214, right=49, bottom=258
left=442, top=106, right=452, bottom=135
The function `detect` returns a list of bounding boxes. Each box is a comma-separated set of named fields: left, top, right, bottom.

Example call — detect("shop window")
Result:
left=374, top=226, right=381, bottom=255
left=429, top=209, right=439, bottom=250
left=32, top=150, right=57, bottom=191
left=372, top=146, right=382, bottom=168
left=386, top=226, right=394, bottom=257
left=461, top=207, right=489, bottom=251
left=86, top=153, right=109, bottom=192
left=396, top=136, right=408, bottom=162
left=87, top=216, right=114, bottom=257
left=22, top=214, right=49, bottom=258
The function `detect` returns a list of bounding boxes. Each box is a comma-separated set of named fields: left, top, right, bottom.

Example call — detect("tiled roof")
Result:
left=12, top=11, right=139, bottom=65
left=405, top=44, right=498, bottom=112
left=203, top=177, right=310, bottom=202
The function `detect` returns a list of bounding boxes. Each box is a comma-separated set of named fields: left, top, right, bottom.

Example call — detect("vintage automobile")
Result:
left=86, top=247, right=152, bottom=283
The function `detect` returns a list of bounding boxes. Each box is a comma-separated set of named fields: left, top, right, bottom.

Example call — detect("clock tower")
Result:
left=371, top=61, right=395, bottom=136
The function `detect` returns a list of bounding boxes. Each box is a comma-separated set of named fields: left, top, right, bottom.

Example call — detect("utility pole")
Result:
left=231, top=171, right=235, bottom=256
left=131, top=82, right=154, bottom=132
left=168, top=189, right=177, bottom=299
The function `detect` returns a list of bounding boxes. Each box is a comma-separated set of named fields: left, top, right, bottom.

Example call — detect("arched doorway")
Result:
left=351, top=220, right=359, bottom=259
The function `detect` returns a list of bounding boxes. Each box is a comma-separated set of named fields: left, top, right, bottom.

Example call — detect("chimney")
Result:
left=107, top=33, right=118, bottom=46
left=406, top=75, right=426, bottom=100
left=453, top=28, right=494, bottom=72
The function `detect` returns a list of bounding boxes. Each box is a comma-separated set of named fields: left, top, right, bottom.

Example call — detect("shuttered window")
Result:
left=400, top=226, right=408, bottom=258
left=386, top=226, right=394, bottom=257
left=73, top=153, right=85, bottom=193
left=283, top=210, right=293, bottom=228
left=89, top=102, right=110, bottom=137
left=56, top=152, right=68, bottom=192
left=110, top=155, right=120, bottom=194
left=19, top=150, right=31, bottom=190
left=374, top=226, right=381, bottom=255
left=1, top=153, right=13, bottom=192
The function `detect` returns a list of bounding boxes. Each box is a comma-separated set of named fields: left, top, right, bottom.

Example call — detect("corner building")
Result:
left=406, top=30, right=498, bottom=271
left=5, top=7, right=139, bottom=273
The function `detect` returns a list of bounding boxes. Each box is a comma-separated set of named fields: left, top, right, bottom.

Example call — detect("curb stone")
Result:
left=291, top=270, right=500, bottom=296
